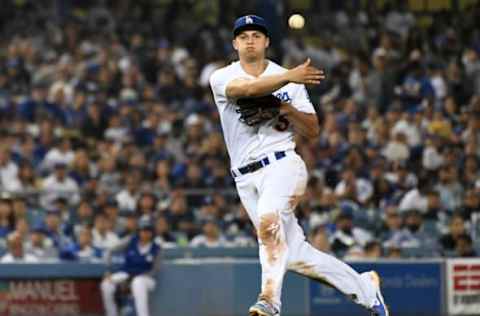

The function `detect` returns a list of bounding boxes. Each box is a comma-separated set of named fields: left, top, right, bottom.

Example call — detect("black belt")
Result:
left=232, top=151, right=286, bottom=177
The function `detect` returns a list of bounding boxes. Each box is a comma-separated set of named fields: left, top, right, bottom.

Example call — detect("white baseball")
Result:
left=288, top=14, right=305, bottom=29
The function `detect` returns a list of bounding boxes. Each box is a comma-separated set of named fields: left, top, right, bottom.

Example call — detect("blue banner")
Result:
left=310, top=261, right=444, bottom=316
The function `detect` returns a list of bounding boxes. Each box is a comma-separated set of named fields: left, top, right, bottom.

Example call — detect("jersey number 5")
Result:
left=274, top=114, right=290, bottom=131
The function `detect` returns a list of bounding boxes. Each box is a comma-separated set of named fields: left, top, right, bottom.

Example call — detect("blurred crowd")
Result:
left=0, top=0, right=479, bottom=263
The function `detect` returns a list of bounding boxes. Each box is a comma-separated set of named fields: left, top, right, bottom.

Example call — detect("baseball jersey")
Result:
left=209, top=60, right=316, bottom=168
left=122, top=235, right=160, bottom=276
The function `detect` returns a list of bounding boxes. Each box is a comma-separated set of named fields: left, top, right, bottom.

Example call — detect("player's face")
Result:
left=233, top=30, right=269, bottom=61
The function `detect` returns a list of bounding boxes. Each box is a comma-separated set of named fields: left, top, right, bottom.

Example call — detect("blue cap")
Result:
left=233, top=15, right=269, bottom=37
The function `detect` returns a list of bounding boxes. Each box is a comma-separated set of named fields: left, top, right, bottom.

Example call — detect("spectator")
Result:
left=165, top=190, right=195, bottom=238
left=439, top=213, right=467, bottom=254
left=60, top=226, right=103, bottom=262
left=42, top=137, right=75, bottom=171
left=224, top=203, right=256, bottom=247
left=378, top=206, right=404, bottom=242
left=422, top=136, right=445, bottom=171
left=190, top=220, right=230, bottom=248
left=14, top=161, right=40, bottom=197
left=461, top=188, right=480, bottom=221
left=330, top=212, right=373, bottom=256
left=0, top=145, right=21, bottom=192
left=384, top=241, right=403, bottom=259
left=386, top=209, right=439, bottom=255
left=115, top=173, right=141, bottom=213
left=154, top=216, right=177, bottom=248
left=382, top=132, right=410, bottom=163
left=455, top=234, right=477, bottom=257
left=399, top=177, right=430, bottom=214
left=0, top=197, right=14, bottom=238
left=334, top=168, right=373, bottom=205
left=178, top=164, right=208, bottom=207
left=69, top=148, right=95, bottom=186
left=103, top=199, right=124, bottom=235
left=24, top=224, right=58, bottom=261
left=364, top=241, right=382, bottom=259
left=97, top=154, right=122, bottom=193
left=67, top=199, right=94, bottom=239
left=391, top=111, right=421, bottom=147
left=195, top=195, right=223, bottom=223
left=136, top=192, right=158, bottom=222
left=384, top=161, right=417, bottom=194
left=435, top=164, right=463, bottom=212
left=1, top=232, right=38, bottom=263
left=40, top=162, right=80, bottom=210
left=43, top=209, right=71, bottom=249
left=152, top=158, right=173, bottom=194
left=92, top=212, right=120, bottom=251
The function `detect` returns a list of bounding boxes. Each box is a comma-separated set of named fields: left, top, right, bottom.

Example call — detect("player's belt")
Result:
left=231, top=151, right=287, bottom=177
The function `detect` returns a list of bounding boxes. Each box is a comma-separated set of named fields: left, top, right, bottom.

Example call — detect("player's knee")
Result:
left=130, top=276, right=145, bottom=294
left=100, top=278, right=114, bottom=294
left=259, top=212, right=281, bottom=244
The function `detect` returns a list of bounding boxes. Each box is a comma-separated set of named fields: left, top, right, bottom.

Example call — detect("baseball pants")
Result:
left=234, top=150, right=378, bottom=312
left=100, top=271, right=155, bottom=316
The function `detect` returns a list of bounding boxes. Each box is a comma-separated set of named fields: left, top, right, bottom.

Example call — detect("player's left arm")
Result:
left=279, top=85, right=320, bottom=138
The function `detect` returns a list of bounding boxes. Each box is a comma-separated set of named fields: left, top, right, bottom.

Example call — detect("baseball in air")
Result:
left=288, top=14, right=305, bottom=29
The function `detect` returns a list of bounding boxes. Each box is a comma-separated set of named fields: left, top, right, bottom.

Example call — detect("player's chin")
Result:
left=243, top=51, right=261, bottom=61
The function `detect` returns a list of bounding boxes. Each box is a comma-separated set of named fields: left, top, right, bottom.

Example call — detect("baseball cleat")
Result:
left=368, top=271, right=390, bottom=316
left=248, top=300, right=279, bottom=316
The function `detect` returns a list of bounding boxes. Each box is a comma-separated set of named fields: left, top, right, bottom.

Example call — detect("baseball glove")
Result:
left=236, top=94, right=282, bottom=126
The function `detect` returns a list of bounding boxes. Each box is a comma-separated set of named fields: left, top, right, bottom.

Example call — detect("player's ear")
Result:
left=232, top=39, right=238, bottom=51
left=265, top=37, right=270, bottom=49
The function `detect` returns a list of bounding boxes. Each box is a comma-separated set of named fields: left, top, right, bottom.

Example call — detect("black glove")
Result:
left=236, top=94, right=282, bottom=126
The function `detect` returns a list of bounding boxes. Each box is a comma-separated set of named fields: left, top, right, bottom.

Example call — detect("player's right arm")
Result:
left=226, top=58, right=324, bottom=98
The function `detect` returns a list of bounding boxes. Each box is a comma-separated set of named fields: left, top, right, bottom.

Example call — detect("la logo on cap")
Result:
left=245, top=16, right=253, bottom=24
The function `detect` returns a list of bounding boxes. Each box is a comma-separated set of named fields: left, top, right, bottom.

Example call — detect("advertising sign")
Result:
left=0, top=279, right=103, bottom=316
left=447, top=259, right=480, bottom=315
left=310, top=262, right=443, bottom=316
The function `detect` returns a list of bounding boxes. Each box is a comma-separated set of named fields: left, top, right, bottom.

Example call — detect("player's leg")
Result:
left=235, top=173, right=260, bottom=229
left=284, top=213, right=378, bottom=308
left=252, top=152, right=309, bottom=313
left=280, top=157, right=386, bottom=313
left=100, top=272, right=129, bottom=316
left=130, top=274, right=156, bottom=316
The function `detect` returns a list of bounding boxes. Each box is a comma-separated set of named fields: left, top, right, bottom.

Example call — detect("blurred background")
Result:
left=0, top=0, right=479, bottom=315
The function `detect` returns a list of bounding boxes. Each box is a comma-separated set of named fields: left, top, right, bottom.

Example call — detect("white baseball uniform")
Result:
left=209, top=60, right=378, bottom=313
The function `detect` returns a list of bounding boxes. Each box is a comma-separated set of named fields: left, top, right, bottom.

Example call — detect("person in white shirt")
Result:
left=23, top=224, right=58, bottom=262
left=1, top=232, right=39, bottom=263
left=209, top=15, right=388, bottom=316
left=399, top=177, right=431, bottom=214
left=92, top=212, right=120, bottom=251
left=391, top=112, right=421, bottom=147
left=42, top=137, right=75, bottom=171
left=0, top=146, right=21, bottom=193
left=115, top=174, right=141, bottom=213
left=190, top=221, right=230, bottom=248
left=40, top=162, right=80, bottom=210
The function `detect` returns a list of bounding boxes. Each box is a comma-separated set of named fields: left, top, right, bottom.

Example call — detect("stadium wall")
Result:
left=0, top=256, right=479, bottom=316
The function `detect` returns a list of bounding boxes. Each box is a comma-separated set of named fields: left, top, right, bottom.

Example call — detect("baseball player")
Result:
left=100, top=219, right=160, bottom=316
left=209, top=15, right=389, bottom=316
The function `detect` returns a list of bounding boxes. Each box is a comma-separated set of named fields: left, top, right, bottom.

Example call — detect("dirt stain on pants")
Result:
left=259, top=212, right=286, bottom=265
